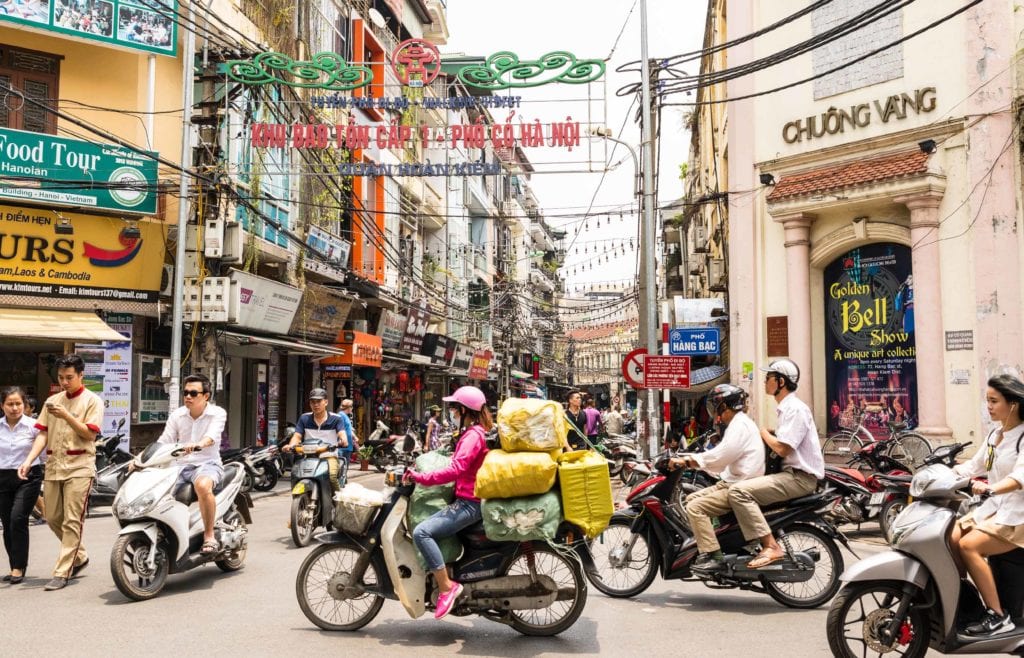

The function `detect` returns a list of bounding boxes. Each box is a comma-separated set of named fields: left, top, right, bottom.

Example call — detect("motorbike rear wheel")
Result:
left=826, top=581, right=929, bottom=658
left=587, top=517, right=658, bottom=598
left=764, top=524, right=843, bottom=609
left=252, top=466, right=278, bottom=492
left=296, top=543, right=385, bottom=631
left=507, top=544, right=587, bottom=636
left=109, top=532, right=169, bottom=601
left=215, top=509, right=247, bottom=572
left=879, top=498, right=907, bottom=544
left=290, top=493, right=318, bottom=547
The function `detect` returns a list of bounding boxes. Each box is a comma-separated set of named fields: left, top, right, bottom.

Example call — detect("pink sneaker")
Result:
left=434, top=582, right=464, bottom=620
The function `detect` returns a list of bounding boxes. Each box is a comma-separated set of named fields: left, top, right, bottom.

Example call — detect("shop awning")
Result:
left=0, top=309, right=125, bottom=341
left=221, top=331, right=346, bottom=356
left=510, top=369, right=533, bottom=380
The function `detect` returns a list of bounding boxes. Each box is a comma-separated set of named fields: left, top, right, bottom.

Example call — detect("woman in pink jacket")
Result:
left=407, top=386, right=491, bottom=620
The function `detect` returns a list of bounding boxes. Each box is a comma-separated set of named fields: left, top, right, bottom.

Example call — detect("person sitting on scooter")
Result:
left=404, top=385, right=491, bottom=620
left=727, top=359, right=825, bottom=569
left=156, top=374, right=226, bottom=555
left=950, top=374, right=1024, bottom=636
left=669, top=384, right=765, bottom=573
left=284, top=389, right=351, bottom=493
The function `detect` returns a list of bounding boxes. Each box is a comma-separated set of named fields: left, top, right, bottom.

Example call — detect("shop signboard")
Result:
left=376, top=309, right=407, bottom=349
left=450, top=342, right=473, bottom=376
left=0, top=205, right=164, bottom=302
left=289, top=282, right=354, bottom=342
left=229, top=269, right=302, bottom=335
left=824, top=243, right=918, bottom=434
left=338, top=331, right=382, bottom=368
left=323, top=364, right=351, bottom=380
left=0, top=0, right=177, bottom=55
left=76, top=312, right=132, bottom=449
left=420, top=333, right=455, bottom=366
left=668, top=328, right=720, bottom=356
left=0, top=128, right=159, bottom=213
left=401, top=304, right=431, bottom=353
left=469, top=349, right=492, bottom=380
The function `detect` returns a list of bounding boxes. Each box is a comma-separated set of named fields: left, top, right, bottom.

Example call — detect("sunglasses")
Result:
left=183, top=390, right=206, bottom=398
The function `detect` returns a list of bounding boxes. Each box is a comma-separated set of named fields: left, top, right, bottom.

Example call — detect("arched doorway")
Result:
left=823, top=243, right=917, bottom=435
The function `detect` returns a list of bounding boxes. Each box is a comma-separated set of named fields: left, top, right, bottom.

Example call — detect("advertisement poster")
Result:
left=77, top=312, right=132, bottom=448
left=136, top=353, right=169, bottom=423
left=824, top=243, right=917, bottom=434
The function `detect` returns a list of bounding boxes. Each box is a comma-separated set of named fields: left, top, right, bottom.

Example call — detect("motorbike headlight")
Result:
left=888, top=501, right=935, bottom=546
left=115, top=492, right=157, bottom=520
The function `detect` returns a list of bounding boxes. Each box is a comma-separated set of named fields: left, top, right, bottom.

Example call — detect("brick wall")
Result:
left=811, top=0, right=904, bottom=100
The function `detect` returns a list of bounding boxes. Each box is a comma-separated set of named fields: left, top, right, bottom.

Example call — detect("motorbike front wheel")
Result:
left=296, top=543, right=385, bottom=631
left=764, top=524, right=844, bottom=609
left=507, top=544, right=587, bottom=636
left=290, top=493, right=318, bottom=547
left=253, top=466, right=278, bottom=492
left=109, top=532, right=170, bottom=601
left=587, top=517, right=658, bottom=598
left=879, top=498, right=907, bottom=544
left=370, top=449, right=392, bottom=473
left=826, top=581, right=929, bottom=658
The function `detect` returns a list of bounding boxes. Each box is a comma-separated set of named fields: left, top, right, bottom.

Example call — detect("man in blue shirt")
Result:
left=284, top=389, right=352, bottom=491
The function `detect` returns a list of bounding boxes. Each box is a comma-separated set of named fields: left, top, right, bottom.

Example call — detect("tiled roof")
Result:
left=767, top=149, right=929, bottom=201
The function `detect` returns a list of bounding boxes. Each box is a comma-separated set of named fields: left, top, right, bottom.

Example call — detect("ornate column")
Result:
left=772, top=212, right=816, bottom=409
left=894, top=191, right=952, bottom=443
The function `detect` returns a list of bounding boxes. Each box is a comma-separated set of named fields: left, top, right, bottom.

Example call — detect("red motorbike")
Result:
left=823, top=440, right=912, bottom=534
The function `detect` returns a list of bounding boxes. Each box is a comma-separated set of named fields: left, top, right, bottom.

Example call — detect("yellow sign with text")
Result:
left=0, top=205, right=166, bottom=302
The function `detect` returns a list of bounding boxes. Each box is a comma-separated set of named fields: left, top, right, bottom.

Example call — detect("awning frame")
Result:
left=0, top=308, right=125, bottom=342
left=220, top=331, right=346, bottom=357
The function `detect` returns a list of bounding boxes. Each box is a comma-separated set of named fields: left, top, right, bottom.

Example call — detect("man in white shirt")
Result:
left=670, top=384, right=764, bottom=572
left=156, top=374, right=226, bottom=554
left=727, top=359, right=824, bottom=569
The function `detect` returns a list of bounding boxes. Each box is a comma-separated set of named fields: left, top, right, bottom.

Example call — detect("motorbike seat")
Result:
left=213, top=463, right=243, bottom=495
left=172, top=482, right=197, bottom=506
left=221, top=448, right=247, bottom=460
left=761, top=492, right=827, bottom=512
left=457, top=520, right=503, bottom=548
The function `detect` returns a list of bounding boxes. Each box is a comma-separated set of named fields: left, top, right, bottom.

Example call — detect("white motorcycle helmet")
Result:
left=761, top=358, right=800, bottom=390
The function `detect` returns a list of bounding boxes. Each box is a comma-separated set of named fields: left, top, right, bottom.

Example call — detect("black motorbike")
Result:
left=586, top=456, right=852, bottom=608
left=88, top=420, right=132, bottom=511
left=288, top=441, right=337, bottom=547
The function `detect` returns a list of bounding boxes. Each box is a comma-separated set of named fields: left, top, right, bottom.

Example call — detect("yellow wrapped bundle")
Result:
left=497, top=398, right=569, bottom=452
left=474, top=449, right=558, bottom=499
left=558, top=450, right=614, bottom=538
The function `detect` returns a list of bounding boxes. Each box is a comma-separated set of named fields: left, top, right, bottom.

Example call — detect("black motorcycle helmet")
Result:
left=705, top=383, right=748, bottom=420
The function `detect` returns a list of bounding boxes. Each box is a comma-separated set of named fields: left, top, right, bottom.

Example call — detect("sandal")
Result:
left=747, top=550, right=785, bottom=569
left=200, top=539, right=220, bottom=555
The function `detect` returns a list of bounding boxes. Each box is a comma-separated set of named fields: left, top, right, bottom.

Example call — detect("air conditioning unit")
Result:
left=693, top=224, right=710, bottom=253
left=160, top=264, right=174, bottom=296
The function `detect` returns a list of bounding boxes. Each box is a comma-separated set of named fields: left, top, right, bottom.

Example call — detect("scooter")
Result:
left=89, top=420, right=134, bottom=511
left=288, top=440, right=338, bottom=547
left=294, top=465, right=589, bottom=635
left=587, top=454, right=851, bottom=608
left=826, top=464, right=1024, bottom=657
left=249, top=443, right=280, bottom=492
left=363, top=420, right=399, bottom=473
left=94, top=418, right=129, bottom=472
left=110, top=443, right=251, bottom=601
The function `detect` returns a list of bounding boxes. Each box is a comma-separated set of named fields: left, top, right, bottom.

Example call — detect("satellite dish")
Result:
left=368, top=8, right=386, bottom=28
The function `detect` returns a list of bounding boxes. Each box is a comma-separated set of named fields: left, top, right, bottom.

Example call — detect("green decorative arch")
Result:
left=457, top=51, right=605, bottom=90
left=223, top=52, right=373, bottom=91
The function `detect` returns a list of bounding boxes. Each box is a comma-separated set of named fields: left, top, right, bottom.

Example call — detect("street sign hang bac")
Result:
left=668, top=327, right=720, bottom=356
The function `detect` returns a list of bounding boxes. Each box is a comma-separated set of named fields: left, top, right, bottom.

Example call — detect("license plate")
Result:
left=869, top=492, right=885, bottom=505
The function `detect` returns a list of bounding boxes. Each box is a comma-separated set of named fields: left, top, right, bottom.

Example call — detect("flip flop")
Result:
left=200, top=539, right=220, bottom=555
left=747, top=551, right=785, bottom=569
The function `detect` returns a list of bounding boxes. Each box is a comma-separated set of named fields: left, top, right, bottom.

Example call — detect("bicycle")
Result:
left=821, top=407, right=932, bottom=471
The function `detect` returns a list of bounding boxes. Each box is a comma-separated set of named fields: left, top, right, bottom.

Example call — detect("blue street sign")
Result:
left=669, top=328, right=720, bottom=356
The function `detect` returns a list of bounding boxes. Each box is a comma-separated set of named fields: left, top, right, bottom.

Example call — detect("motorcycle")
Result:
left=89, top=420, right=134, bottom=511
left=870, top=442, right=972, bottom=543
left=363, top=420, right=399, bottom=473
left=394, top=421, right=423, bottom=466
left=294, top=465, right=589, bottom=635
left=94, top=418, right=129, bottom=472
left=823, top=441, right=912, bottom=530
left=602, top=433, right=640, bottom=477
left=826, top=464, right=1024, bottom=657
left=249, top=443, right=281, bottom=492
left=110, top=442, right=251, bottom=601
left=587, top=455, right=851, bottom=608
left=288, top=440, right=338, bottom=547
left=220, top=446, right=257, bottom=493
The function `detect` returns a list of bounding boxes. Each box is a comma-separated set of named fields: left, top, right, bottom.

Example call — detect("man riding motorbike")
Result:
left=668, top=383, right=764, bottom=573
left=284, top=389, right=351, bottom=492
left=726, top=359, right=825, bottom=569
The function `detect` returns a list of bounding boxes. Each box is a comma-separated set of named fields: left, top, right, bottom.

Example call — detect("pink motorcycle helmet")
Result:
left=443, top=385, right=487, bottom=411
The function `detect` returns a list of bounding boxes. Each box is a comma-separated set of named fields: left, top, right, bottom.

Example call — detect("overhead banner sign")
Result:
left=0, top=205, right=164, bottom=302
left=229, top=269, right=302, bottom=334
left=288, top=282, right=353, bottom=342
left=824, top=243, right=918, bottom=434
left=0, top=127, right=159, bottom=214
left=0, top=0, right=177, bottom=55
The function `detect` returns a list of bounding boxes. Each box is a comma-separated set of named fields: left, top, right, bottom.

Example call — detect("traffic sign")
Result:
left=669, top=328, right=720, bottom=356
left=621, top=348, right=647, bottom=388
left=643, top=355, right=691, bottom=389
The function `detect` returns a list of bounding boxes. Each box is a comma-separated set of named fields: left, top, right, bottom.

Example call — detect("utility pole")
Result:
left=169, top=3, right=197, bottom=405
left=638, top=0, right=660, bottom=457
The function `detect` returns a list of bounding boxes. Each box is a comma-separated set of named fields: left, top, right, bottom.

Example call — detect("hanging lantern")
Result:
left=413, top=374, right=423, bottom=391
left=397, top=370, right=410, bottom=393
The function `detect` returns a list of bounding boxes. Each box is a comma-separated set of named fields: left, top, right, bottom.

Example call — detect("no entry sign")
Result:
left=621, top=348, right=647, bottom=388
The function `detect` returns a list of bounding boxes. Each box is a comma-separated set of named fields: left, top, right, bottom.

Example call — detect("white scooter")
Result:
left=110, top=442, right=252, bottom=601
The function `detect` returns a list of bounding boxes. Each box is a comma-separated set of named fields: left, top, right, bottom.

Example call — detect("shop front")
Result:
left=420, top=332, right=456, bottom=407
left=320, top=330, right=382, bottom=439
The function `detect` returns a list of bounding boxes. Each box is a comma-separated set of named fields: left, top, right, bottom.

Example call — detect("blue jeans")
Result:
left=412, top=498, right=481, bottom=572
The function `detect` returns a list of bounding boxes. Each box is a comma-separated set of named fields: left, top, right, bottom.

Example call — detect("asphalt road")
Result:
left=0, top=470, right=1001, bottom=657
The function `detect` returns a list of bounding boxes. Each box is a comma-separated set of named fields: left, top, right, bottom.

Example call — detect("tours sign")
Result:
left=0, top=204, right=165, bottom=302
left=0, top=127, right=158, bottom=214
left=0, top=0, right=177, bottom=56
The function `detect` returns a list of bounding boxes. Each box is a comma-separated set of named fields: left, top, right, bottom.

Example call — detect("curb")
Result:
left=251, top=467, right=383, bottom=501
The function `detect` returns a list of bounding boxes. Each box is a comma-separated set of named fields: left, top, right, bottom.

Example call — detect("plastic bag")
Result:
left=406, top=452, right=461, bottom=568
left=558, top=449, right=614, bottom=539
left=474, top=449, right=558, bottom=499
left=497, top=398, right=569, bottom=452
left=335, top=482, right=386, bottom=506
left=482, top=492, right=562, bottom=542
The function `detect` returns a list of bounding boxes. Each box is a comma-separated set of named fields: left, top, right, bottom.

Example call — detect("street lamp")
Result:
left=588, top=127, right=660, bottom=456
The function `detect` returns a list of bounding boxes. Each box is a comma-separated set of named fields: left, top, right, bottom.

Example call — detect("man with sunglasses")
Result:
left=156, top=374, right=226, bottom=555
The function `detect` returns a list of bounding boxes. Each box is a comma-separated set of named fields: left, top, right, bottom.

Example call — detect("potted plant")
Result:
left=357, top=445, right=373, bottom=471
